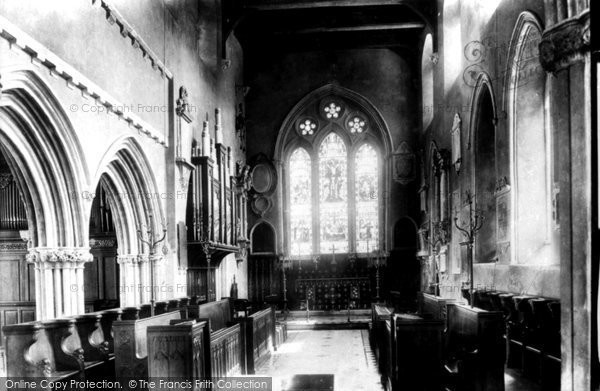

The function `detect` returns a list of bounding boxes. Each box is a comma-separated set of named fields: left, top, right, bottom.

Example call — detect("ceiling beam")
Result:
left=241, top=0, right=410, bottom=11
left=282, top=22, right=425, bottom=35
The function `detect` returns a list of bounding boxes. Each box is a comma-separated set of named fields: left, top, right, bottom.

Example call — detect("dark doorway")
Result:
left=248, top=222, right=280, bottom=306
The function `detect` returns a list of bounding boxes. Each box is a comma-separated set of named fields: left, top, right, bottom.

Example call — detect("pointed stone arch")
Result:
left=92, top=136, right=166, bottom=306
left=0, top=69, right=90, bottom=319
left=275, top=84, right=393, bottom=254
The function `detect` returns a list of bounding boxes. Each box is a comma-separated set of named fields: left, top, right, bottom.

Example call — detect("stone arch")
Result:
left=274, top=84, right=393, bottom=161
left=0, top=69, right=90, bottom=319
left=468, top=73, right=498, bottom=263
left=250, top=220, right=277, bottom=254
left=275, top=84, right=393, bottom=254
left=0, top=69, right=89, bottom=248
left=505, top=12, right=553, bottom=266
left=92, top=136, right=166, bottom=306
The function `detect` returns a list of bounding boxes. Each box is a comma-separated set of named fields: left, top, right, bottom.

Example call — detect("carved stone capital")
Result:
left=539, top=10, right=590, bottom=73
left=117, top=254, right=139, bottom=265
left=136, top=254, right=150, bottom=264
left=149, top=255, right=164, bottom=264
left=26, top=247, right=93, bottom=264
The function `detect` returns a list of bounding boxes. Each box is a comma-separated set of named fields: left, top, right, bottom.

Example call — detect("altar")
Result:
left=283, top=251, right=387, bottom=311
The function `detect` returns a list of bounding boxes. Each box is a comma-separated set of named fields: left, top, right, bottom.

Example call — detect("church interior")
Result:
left=0, top=0, right=597, bottom=390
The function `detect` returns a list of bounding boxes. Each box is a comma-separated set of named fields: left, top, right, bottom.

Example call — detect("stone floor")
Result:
left=255, top=329, right=384, bottom=391
left=504, top=368, right=541, bottom=391
left=257, top=316, right=541, bottom=391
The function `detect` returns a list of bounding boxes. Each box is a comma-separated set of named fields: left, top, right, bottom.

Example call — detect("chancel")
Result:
left=0, top=1, right=596, bottom=390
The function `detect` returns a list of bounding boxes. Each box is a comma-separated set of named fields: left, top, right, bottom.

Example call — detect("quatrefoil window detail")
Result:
left=348, top=116, right=366, bottom=134
left=299, top=119, right=317, bottom=135
left=324, top=102, right=342, bottom=119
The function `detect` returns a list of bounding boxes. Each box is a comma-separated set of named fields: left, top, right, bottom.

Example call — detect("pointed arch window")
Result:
left=283, top=92, right=387, bottom=256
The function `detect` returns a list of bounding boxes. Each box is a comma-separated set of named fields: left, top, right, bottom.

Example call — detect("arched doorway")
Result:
left=248, top=221, right=279, bottom=306
left=84, top=180, right=120, bottom=311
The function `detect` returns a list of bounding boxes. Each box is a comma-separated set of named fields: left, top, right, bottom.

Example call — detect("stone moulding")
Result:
left=539, top=10, right=590, bottom=73
left=0, top=15, right=168, bottom=147
left=26, top=247, right=93, bottom=264
left=0, top=241, right=27, bottom=251
left=92, top=0, right=173, bottom=80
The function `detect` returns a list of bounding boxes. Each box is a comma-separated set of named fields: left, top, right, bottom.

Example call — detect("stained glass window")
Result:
left=324, top=102, right=342, bottom=119
left=347, top=116, right=366, bottom=134
left=289, top=148, right=312, bottom=255
left=299, top=118, right=317, bottom=136
left=319, top=133, right=348, bottom=253
left=287, top=98, right=382, bottom=255
left=355, top=144, right=379, bottom=252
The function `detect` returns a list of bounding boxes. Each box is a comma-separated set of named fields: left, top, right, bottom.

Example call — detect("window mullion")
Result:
left=313, top=149, right=320, bottom=255
left=348, top=148, right=356, bottom=254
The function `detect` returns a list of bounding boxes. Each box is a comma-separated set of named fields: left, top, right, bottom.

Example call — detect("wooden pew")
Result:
left=188, top=298, right=234, bottom=331
left=210, top=323, right=245, bottom=377
left=417, top=292, right=455, bottom=322
left=370, top=303, right=394, bottom=389
left=112, top=310, right=184, bottom=381
left=3, top=321, right=56, bottom=378
left=392, top=313, right=445, bottom=391
left=242, top=307, right=276, bottom=374
left=443, top=303, right=505, bottom=391
left=3, top=319, right=85, bottom=384
left=146, top=320, right=210, bottom=386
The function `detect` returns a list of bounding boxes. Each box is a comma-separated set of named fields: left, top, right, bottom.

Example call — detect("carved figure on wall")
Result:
left=175, top=86, right=189, bottom=116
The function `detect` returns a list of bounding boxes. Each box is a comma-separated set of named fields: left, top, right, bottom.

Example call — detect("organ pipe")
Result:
left=0, top=175, right=27, bottom=230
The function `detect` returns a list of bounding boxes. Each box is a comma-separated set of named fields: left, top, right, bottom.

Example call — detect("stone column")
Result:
left=138, top=253, right=150, bottom=303
left=539, top=8, right=591, bottom=391
left=117, top=254, right=140, bottom=307
left=26, top=247, right=92, bottom=320
left=150, top=254, right=165, bottom=301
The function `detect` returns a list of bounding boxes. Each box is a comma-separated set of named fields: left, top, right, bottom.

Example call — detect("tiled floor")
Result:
left=255, top=329, right=384, bottom=391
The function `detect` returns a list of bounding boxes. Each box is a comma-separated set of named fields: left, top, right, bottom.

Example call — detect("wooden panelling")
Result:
left=0, top=303, right=36, bottom=341
left=84, top=239, right=119, bottom=310
left=113, top=310, right=183, bottom=380
left=0, top=259, right=20, bottom=301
